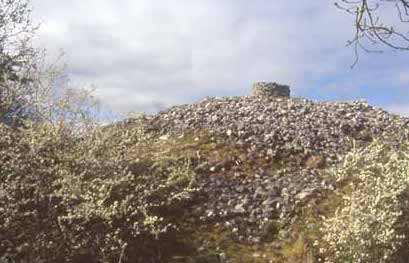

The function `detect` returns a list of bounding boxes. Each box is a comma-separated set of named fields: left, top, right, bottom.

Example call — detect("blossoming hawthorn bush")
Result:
left=0, top=118, right=201, bottom=263
left=319, top=137, right=409, bottom=263
left=0, top=1, right=204, bottom=262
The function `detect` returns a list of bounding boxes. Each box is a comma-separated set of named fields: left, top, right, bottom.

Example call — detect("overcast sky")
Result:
left=31, top=1, right=409, bottom=116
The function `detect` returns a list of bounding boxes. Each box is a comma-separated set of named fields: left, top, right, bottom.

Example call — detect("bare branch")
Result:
left=336, top=0, right=409, bottom=67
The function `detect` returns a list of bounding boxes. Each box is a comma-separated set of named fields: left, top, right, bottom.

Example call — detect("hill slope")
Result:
left=1, top=82, right=408, bottom=263
left=114, top=84, right=408, bottom=262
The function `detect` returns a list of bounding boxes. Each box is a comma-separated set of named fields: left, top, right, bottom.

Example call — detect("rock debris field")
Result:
left=128, top=82, right=409, bottom=245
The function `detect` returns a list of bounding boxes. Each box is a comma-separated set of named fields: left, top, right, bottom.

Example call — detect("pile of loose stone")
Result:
left=128, top=82, right=409, bottom=245
left=147, top=83, right=407, bottom=162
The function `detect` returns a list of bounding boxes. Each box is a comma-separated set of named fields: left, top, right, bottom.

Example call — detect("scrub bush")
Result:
left=0, top=119, right=201, bottom=263
left=319, top=138, right=409, bottom=263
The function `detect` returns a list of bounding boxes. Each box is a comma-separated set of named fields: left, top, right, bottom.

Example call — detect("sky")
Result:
left=31, top=1, right=409, bottom=116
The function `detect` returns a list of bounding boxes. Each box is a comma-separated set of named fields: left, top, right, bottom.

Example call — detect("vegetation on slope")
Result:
left=0, top=1, right=408, bottom=262
left=0, top=114, right=408, bottom=263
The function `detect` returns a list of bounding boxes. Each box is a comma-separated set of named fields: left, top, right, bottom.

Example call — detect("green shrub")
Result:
left=0, top=120, right=201, bottom=263
left=318, top=137, right=409, bottom=263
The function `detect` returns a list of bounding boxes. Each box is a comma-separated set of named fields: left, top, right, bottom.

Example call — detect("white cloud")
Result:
left=31, top=0, right=409, bottom=114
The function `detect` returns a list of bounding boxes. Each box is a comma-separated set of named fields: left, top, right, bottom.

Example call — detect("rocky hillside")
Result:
left=115, top=82, right=408, bottom=262
left=2, top=82, right=408, bottom=263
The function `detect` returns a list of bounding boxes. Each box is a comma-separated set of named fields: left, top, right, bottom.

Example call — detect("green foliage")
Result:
left=281, top=235, right=314, bottom=263
left=0, top=120, right=201, bottom=263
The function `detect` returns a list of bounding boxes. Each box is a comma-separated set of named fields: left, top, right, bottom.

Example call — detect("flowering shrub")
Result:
left=319, top=138, right=409, bottom=263
left=0, top=119, right=201, bottom=263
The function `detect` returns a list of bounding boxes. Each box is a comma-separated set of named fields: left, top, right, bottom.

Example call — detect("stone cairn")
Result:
left=251, top=82, right=290, bottom=98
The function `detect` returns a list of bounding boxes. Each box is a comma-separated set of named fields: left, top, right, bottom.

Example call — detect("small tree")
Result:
left=0, top=0, right=39, bottom=126
left=0, top=0, right=105, bottom=129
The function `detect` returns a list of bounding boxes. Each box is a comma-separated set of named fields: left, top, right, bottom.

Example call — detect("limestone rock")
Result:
left=251, top=82, right=290, bottom=98
left=124, top=81, right=409, bottom=246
